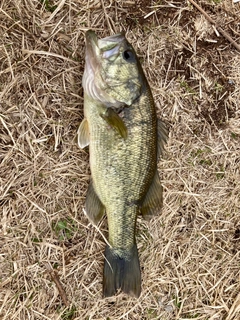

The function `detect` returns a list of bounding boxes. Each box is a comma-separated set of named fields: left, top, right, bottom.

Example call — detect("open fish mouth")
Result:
left=85, top=30, right=125, bottom=62
left=83, top=30, right=130, bottom=106
left=98, top=33, right=125, bottom=53
left=83, top=30, right=142, bottom=107
left=84, top=30, right=99, bottom=72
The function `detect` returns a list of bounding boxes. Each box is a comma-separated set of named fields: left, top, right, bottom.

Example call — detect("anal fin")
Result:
left=85, top=181, right=105, bottom=224
left=157, top=119, right=168, bottom=159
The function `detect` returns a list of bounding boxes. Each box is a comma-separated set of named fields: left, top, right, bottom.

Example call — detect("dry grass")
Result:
left=0, top=0, right=240, bottom=319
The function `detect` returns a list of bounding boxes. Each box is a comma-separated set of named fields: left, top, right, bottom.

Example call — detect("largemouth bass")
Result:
left=78, top=30, right=167, bottom=297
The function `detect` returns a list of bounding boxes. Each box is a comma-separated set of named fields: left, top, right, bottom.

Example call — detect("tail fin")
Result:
left=103, top=244, right=141, bottom=297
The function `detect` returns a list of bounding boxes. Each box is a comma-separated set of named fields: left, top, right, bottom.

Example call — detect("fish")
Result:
left=78, top=30, right=168, bottom=297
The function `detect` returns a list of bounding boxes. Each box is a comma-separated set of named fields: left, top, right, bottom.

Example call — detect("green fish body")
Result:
left=78, top=30, right=167, bottom=297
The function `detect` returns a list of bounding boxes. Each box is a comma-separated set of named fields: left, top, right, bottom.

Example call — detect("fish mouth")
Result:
left=83, top=30, right=134, bottom=106
left=85, top=30, right=99, bottom=71
left=85, top=30, right=125, bottom=63
left=98, top=33, right=125, bottom=50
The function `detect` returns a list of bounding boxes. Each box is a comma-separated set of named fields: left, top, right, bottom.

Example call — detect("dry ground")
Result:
left=0, top=0, right=240, bottom=319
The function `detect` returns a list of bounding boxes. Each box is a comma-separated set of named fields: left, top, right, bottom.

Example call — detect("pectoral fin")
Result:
left=141, top=170, right=163, bottom=220
left=78, top=118, right=90, bottom=149
left=101, top=108, right=128, bottom=139
left=85, top=181, right=105, bottom=224
left=157, top=119, right=168, bottom=159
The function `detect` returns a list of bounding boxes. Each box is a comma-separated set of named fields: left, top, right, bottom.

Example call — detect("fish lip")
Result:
left=85, top=30, right=99, bottom=62
left=84, top=30, right=138, bottom=107
left=85, top=30, right=124, bottom=73
left=85, top=30, right=125, bottom=58
left=85, top=30, right=98, bottom=49
left=98, top=33, right=125, bottom=50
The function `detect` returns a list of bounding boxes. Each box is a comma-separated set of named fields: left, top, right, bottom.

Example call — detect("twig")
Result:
left=22, top=49, right=78, bottom=63
left=225, top=291, right=240, bottom=320
left=45, top=263, right=69, bottom=307
left=100, top=0, right=116, bottom=33
left=188, top=0, right=240, bottom=52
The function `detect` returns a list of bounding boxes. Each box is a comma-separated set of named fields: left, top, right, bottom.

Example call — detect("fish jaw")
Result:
left=82, top=30, right=123, bottom=106
left=84, top=30, right=99, bottom=78
left=82, top=30, right=142, bottom=107
left=85, top=30, right=125, bottom=65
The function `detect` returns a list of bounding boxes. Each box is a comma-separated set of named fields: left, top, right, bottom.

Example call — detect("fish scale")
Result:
left=78, top=30, right=167, bottom=297
left=88, top=93, right=157, bottom=206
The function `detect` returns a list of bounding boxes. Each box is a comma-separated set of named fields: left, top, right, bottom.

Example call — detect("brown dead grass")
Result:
left=0, top=0, right=240, bottom=319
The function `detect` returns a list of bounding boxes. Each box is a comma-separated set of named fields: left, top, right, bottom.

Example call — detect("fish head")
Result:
left=83, top=30, right=143, bottom=107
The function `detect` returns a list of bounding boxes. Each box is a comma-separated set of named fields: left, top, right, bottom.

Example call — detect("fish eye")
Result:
left=122, top=50, right=135, bottom=62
